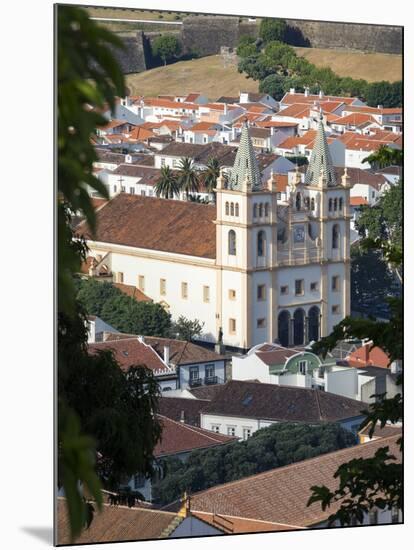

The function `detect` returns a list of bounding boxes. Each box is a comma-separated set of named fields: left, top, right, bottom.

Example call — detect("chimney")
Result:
left=125, top=154, right=132, bottom=164
left=137, top=335, right=145, bottom=344
left=319, top=90, right=324, bottom=99
left=377, top=105, right=383, bottom=109
left=289, top=87, right=295, bottom=94
left=304, top=87, right=310, bottom=97
left=362, top=341, right=370, bottom=364
left=180, top=410, right=185, bottom=423
left=164, top=345, right=170, bottom=365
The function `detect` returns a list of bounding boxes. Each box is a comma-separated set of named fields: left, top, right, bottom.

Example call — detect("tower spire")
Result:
left=228, top=121, right=262, bottom=191
left=304, top=113, right=337, bottom=187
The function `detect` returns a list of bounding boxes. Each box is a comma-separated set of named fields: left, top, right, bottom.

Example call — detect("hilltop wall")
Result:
left=110, top=17, right=402, bottom=75
left=288, top=20, right=402, bottom=54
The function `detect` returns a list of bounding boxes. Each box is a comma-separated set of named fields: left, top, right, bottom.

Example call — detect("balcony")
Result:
left=189, top=378, right=202, bottom=388
left=204, top=375, right=218, bottom=385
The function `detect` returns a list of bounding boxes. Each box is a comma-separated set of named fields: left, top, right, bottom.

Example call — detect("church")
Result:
left=80, top=115, right=351, bottom=351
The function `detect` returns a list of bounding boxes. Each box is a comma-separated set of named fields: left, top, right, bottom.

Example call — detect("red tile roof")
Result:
left=346, top=343, right=391, bottom=369
left=56, top=497, right=178, bottom=544
left=334, top=113, right=377, bottom=127
left=255, top=120, right=299, bottom=128
left=281, top=92, right=356, bottom=106
left=112, top=282, right=152, bottom=302
left=350, top=196, right=368, bottom=206
left=76, top=194, right=217, bottom=259
left=277, top=103, right=312, bottom=118
left=189, top=435, right=401, bottom=527
left=88, top=337, right=171, bottom=374
left=155, top=415, right=235, bottom=457
left=192, top=511, right=302, bottom=533
left=343, top=105, right=402, bottom=116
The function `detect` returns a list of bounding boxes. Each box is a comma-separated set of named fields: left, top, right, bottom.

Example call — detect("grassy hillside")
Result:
left=125, top=55, right=259, bottom=100
left=125, top=47, right=402, bottom=100
left=295, top=47, right=402, bottom=83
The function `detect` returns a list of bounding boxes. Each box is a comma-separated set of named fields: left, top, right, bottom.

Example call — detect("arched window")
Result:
left=332, top=224, right=340, bottom=249
left=278, top=311, right=290, bottom=347
left=328, top=198, right=333, bottom=211
left=293, top=309, right=305, bottom=346
left=259, top=203, right=263, bottom=217
left=296, top=192, right=301, bottom=211
left=257, top=230, right=266, bottom=257
left=228, top=230, right=236, bottom=255
left=339, top=197, right=343, bottom=210
left=308, top=306, right=320, bottom=342
left=230, top=203, right=234, bottom=216
left=225, top=202, right=229, bottom=215
left=334, top=198, right=338, bottom=211
left=253, top=204, right=258, bottom=218
left=235, top=203, right=239, bottom=217
left=311, top=197, right=315, bottom=211
left=264, top=203, right=269, bottom=217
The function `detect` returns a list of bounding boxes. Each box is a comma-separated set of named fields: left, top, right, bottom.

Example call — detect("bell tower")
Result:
left=215, top=122, right=278, bottom=349
left=304, top=113, right=351, bottom=335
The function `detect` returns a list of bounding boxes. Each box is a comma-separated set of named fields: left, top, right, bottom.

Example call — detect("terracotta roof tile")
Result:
left=192, top=511, right=302, bottom=533
left=77, top=194, right=217, bottom=259
left=189, top=435, right=401, bottom=527
left=158, top=396, right=211, bottom=427
left=200, top=380, right=365, bottom=423
left=56, top=498, right=178, bottom=544
left=112, top=282, right=152, bottom=302
left=346, top=343, right=391, bottom=369
left=155, top=415, right=235, bottom=457
left=350, top=196, right=368, bottom=206
left=88, top=337, right=171, bottom=374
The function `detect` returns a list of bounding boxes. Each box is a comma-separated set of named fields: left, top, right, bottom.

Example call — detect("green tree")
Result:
left=200, top=157, right=220, bottom=201
left=59, top=308, right=162, bottom=489
left=237, top=54, right=274, bottom=81
left=259, top=18, right=287, bottom=44
left=154, top=165, right=180, bottom=199
left=309, top=242, right=402, bottom=524
left=153, top=422, right=357, bottom=505
left=259, top=73, right=286, bottom=100
left=365, top=80, right=402, bottom=108
left=57, top=6, right=162, bottom=539
left=264, top=41, right=297, bottom=74
left=170, top=315, right=205, bottom=341
left=363, top=145, right=403, bottom=169
left=152, top=34, right=182, bottom=65
left=177, top=157, right=200, bottom=199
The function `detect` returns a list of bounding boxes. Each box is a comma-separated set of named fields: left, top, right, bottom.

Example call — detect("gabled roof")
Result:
left=280, top=92, right=357, bottom=106
left=88, top=337, right=171, bottom=375
left=56, top=497, right=179, bottom=544
left=277, top=103, right=312, bottom=118
left=200, top=380, right=365, bottom=423
left=159, top=141, right=238, bottom=167
left=350, top=196, right=368, bottom=206
left=112, top=282, right=152, bottom=302
left=189, top=435, right=401, bottom=527
left=158, top=396, right=211, bottom=427
left=192, top=511, right=302, bottom=533
left=155, top=415, right=235, bottom=457
left=76, top=194, right=216, bottom=259
left=346, top=343, right=391, bottom=369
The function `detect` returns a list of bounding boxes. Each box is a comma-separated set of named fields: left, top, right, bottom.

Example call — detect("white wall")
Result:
left=325, top=367, right=358, bottom=399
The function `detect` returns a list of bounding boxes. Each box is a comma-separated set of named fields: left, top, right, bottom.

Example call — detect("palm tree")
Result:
left=201, top=157, right=220, bottom=203
left=154, top=165, right=179, bottom=199
left=177, top=157, right=200, bottom=200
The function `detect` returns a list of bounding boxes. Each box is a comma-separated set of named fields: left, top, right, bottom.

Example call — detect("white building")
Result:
left=79, top=117, right=351, bottom=351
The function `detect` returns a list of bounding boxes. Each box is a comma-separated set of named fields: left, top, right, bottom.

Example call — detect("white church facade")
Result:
left=80, top=116, right=351, bottom=351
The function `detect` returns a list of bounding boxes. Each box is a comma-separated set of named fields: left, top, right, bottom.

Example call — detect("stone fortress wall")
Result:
left=110, top=16, right=402, bottom=75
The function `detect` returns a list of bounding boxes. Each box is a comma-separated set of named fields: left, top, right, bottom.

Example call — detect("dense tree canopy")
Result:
left=259, top=18, right=287, bottom=44
left=152, top=34, right=182, bottom=65
left=76, top=278, right=172, bottom=336
left=170, top=315, right=205, bottom=341
left=259, top=73, right=286, bottom=100
left=237, top=39, right=402, bottom=107
left=153, top=422, right=357, bottom=505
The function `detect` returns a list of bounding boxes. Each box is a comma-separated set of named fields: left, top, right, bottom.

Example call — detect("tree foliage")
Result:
left=259, top=73, right=286, bottom=100
left=170, top=315, right=205, bottom=341
left=309, top=174, right=403, bottom=524
left=153, top=422, right=357, bottom=505
left=76, top=278, right=172, bottom=336
left=237, top=40, right=402, bottom=107
left=177, top=157, right=200, bottom=198
left=152, top=34, right=182, bottom=65
left=57, top=6, right=162, bottom=540
left=259, top=18, right=287, bottom=44
left=154, top=165, right=180, bottom=198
